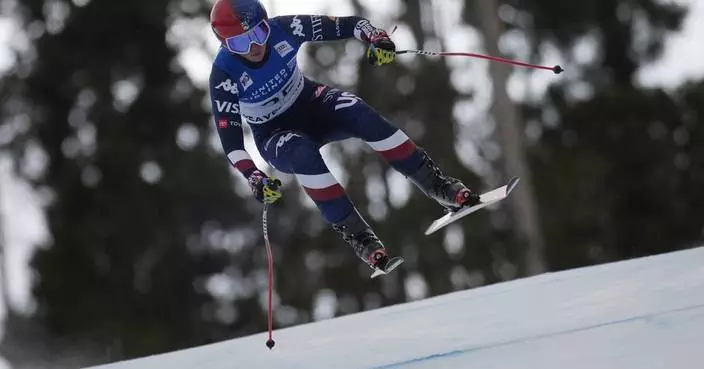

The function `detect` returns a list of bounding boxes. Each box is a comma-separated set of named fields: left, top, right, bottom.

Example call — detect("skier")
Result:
left=209, top=0, right=480, bottom=275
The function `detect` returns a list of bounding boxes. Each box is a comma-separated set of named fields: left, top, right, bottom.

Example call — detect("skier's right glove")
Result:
left=248, top=170, right=282, bottom=204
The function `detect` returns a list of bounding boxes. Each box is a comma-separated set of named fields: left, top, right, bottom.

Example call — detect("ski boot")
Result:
left=408, top=148, right=480, bottom=213
left=332, top=209, right=404, bottom=278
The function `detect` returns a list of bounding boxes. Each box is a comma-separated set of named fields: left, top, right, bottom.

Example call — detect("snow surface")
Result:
left=87, top=247, right=704, bottom=369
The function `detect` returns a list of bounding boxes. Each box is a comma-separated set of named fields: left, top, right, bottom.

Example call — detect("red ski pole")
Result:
left=397, top=49, right=564, bottom=74
left=262, top=203, right=276, bottom=349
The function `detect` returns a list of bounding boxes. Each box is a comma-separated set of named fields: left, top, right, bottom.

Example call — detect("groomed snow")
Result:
left=87, top=246, right=704, bottom=369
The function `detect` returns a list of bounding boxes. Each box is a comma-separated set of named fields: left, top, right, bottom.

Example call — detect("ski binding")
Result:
left=370, top=256, right=405, bottom=279
left=424, top=176, right=520, bottom=236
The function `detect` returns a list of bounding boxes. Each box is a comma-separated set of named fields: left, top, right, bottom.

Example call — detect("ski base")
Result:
left=424, top=177, right=520, bottom=236
left=370, top=256, right=405, bottom=279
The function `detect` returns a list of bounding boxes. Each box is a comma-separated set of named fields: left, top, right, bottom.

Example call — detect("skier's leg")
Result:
left=259, top=130, right=388, bottom=268
left=313, top=87, right=479, bottom=211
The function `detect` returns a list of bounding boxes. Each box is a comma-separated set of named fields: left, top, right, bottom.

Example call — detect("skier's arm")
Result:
left=210, top=66, right=255, bottom=178
left=275, top=15, right=389, bottom=44
left=210, top=66, right=282, bottom=204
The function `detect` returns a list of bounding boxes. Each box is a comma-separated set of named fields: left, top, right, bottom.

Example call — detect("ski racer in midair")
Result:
left=209, top=0, right=480, bottom=274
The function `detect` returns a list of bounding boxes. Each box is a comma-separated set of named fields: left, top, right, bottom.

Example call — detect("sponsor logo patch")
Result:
left=310, top=15, right=323, bottom=41
left=240, top=71, right=254, bottom=91
left=217, top=118, right=241, bottom=128
left=354, top=19, right=380, bottom=41
left=287, top=58, right=297, bottom=71
left=314, top=85, right=327, bottom=99
left=290, top=16, right=305, bottom=37
left=274, top=41, right=294, bottom=57
left=215, top=100, right=240, bottom=114
left=215, top=79, right=238, bottom=95
left=275, top=132, right=302, bottom=157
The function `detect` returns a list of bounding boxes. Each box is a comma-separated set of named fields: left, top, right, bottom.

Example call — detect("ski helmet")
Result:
left=210, top=0, right=270, bottom=54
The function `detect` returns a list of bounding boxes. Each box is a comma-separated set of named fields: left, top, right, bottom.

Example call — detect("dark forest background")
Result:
left=1, top=0, right=701, bottom=367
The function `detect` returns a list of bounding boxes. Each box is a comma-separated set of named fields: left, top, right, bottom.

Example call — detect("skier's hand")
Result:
left=248, top=170, right=282, bottom=204
left=367, top=32, right=396, bottom=66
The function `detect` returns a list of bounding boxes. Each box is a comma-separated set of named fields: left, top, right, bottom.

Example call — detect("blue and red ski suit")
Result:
left=210, top=15, right=424, bottom=223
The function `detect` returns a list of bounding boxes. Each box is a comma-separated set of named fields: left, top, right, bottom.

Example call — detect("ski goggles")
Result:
left=223, top=20, right=271, bottom=55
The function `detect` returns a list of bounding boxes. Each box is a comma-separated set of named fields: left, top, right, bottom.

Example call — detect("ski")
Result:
left=424, top=177, right=520, bottom=236
left=370, top=256, right=405, bottom=279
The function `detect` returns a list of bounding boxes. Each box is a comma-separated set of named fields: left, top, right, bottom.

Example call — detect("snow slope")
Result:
left=88, top=247, right=704, bottom=369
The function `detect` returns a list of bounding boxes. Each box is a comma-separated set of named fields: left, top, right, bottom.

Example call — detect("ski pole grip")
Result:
left=263, top=178, right=281, bottom=191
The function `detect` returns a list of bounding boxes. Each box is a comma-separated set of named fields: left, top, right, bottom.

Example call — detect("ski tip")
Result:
left=506, top=176, right=520, bottom=195
left=425, top=219, right=446, bottom=235
left=424, top=226, right=437, bottom=236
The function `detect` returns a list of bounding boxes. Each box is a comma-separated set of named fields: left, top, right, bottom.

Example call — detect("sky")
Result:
left=638, top=0, right=704, bottom=88
left=1, top=0, right=704, bottom=353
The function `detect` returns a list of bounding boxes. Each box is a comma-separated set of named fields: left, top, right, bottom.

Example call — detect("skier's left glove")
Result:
left=248, top=170, right=282, bottom=205
left=367, top=32, right=396, bottom=66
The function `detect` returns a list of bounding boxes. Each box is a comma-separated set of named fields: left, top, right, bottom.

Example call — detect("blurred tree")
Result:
left=484, top=0, right=696, bottom=268
left=0, top=0, right=699, bottom=366
left=533, top=82, right=704, bottom=269
left=475, top=0, right=546, bottom=276
left=0, top=0, right=259, bottom=365
left=503, top=0, right=685, bottom=86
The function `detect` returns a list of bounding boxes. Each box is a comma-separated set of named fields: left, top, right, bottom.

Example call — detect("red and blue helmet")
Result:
left=210, top=0, right=270, bottom=54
